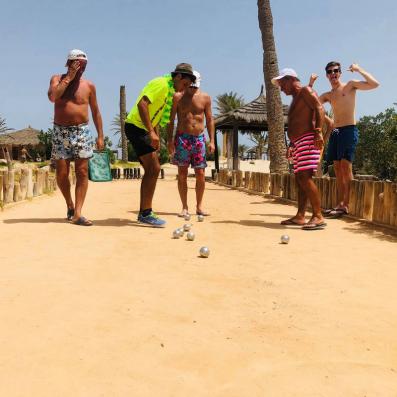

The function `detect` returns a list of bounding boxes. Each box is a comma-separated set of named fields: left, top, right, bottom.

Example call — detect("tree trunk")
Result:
left=120, top=86, right=128, bottom=162
left=258, top=0, right=288, bottom=173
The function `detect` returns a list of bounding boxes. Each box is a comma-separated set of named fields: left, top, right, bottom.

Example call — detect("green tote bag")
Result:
left=88, top=150, right=112, bottom=182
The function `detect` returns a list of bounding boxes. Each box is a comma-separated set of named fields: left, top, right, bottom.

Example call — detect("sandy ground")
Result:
left=1, top=175, right=397, bottom=396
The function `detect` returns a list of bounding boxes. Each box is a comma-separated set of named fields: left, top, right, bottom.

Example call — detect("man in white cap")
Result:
left=48, top=49, right=104, bottom=226
left=272, top=68, right=326, bottom=230
left=167, top=70, right=215, bottom=217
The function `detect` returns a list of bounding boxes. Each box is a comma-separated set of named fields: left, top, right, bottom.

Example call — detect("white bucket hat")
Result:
left=271, top=68, right=298, bottom=86
left=65, top=49, right=88, bottom=66
left=191, top=70, right=201, bottom=88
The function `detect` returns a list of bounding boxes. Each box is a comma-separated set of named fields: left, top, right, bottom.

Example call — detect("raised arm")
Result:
left=204, top=95, right=215, bottom=153
left=308, top=73, right=318, bottom=88
left=47, top=61, right=80, bottom=102
left=348, top=64, right=380, bottom=90
left=88, top=82, right=104, bottom=150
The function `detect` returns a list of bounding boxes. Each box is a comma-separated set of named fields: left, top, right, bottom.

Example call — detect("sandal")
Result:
left=72, top=216, right=93, bottom=226
left=281, top=218, right=306, bottom=226
left=67, top=208, right=75, bottom=221
left=327, top=208, right=348, bottom=219
left=196, top=210, right=210, bottom=216
left=302, top=221, right=327, bottom=231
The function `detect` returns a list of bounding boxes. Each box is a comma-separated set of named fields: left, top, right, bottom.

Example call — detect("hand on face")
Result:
left=66, top=60, right=81, bottom=80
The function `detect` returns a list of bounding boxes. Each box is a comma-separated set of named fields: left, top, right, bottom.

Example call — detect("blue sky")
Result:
left=0, top=0, right=395, bottom=148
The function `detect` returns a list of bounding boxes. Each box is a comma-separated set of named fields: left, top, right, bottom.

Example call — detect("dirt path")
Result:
left=1, top=177, right=396, bottom=396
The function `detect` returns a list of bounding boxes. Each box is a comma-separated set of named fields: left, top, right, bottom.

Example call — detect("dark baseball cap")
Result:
left=171, top=63, right=196, bottom=81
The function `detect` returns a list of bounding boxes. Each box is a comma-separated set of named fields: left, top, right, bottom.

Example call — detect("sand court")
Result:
left=0, top=177, right=396, bottom=396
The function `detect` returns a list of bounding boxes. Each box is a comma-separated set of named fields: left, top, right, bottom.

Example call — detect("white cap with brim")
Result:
left=271, top=68, right=298, bottom=86
left=191, top=70, right=201, bottom=88
left=65, top=49, right=88, bottom=66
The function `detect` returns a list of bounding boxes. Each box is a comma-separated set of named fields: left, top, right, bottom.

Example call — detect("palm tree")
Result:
left=111, top=114, right=122, bottom=146
left=0, top=116, right=14, bottom=169
left=248, top=131, right=268, bottom=159
left=238, top=144, right=248, bottom=159
left=258, top=0, right=288, bottom=173
left=215, top=92, right=245, bottom=159
left=119, top=86, right=128, bottom=161
left=214, top=92, right=245, bottom=115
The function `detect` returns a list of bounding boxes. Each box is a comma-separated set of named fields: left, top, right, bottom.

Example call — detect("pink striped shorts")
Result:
left=291, top=132, right=321, bottom=174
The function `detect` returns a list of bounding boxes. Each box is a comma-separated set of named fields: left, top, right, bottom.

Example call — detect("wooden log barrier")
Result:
left=20, top=168, right=28, bottom=200
left=372, top=181, right=384, bottom=224
left=391, top=184, right=397, bottom=227
left=244, top=171, right=250, bottom=189
left=0, top=172, right=3, bottom=203
left=27, top=168, right=33, bottom=198
left=382, top=182, right=392, bottom=226
left=5, top=170, right=14, bottom=203
left=13, top=181, right=22, bottom=202
left=362, top=180, right=375, bottom=221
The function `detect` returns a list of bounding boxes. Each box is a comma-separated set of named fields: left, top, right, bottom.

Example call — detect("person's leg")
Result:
left=333, top=160, right=345, bottom=207
left=56, top=159, right=74, bottom=211
left=340, top=159, right=353, bottom=210
left=194, top=167, right=206, bottom=214
left=281, top=173, right=307, bottom=225
left=177, top=166, right=189, bottom=215
left=139, top=151, right=161, bottom=212
left=72, top=158, right=90, bottom=223
left=297, top=170, right=324, bottom=225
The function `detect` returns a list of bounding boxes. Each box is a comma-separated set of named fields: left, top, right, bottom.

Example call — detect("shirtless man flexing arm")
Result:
left=319, top=62, right=379, bottom=218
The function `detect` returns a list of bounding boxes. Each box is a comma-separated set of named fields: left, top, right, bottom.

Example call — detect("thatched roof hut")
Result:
left=0, top=126, right=43, bottom=161
left=213, top=90, right=289, bottom=170
left=214, top=93, right=289, bottom=132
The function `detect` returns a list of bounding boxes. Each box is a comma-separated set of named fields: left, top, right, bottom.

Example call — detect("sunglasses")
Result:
left=326, top=68, right=341, bottom=75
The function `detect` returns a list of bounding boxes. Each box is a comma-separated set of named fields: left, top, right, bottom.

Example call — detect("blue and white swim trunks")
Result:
left=51, top=123, right=94, bottom=160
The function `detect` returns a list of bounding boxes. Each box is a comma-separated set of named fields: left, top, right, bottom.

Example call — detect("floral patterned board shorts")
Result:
left=51, top=123, right=94, bottom=160
left=172, top=132, right=207, bottom=169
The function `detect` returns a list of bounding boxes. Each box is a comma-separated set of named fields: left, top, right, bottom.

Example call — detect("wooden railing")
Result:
left=215, top=169, right=397, bottom=229
left=0, top=167, right=58, bottom=207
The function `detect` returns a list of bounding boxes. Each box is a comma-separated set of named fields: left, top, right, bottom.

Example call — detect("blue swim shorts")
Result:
left=326, top=125, right=359, bottom=163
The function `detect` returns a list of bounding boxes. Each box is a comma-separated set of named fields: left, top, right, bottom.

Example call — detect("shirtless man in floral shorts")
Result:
left=167, top=71, right=215, bottom=217
left=48, top=49, right=104, bottom=226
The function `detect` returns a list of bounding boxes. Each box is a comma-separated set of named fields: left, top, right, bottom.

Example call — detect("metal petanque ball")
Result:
left=199, top=246, right=210, bottom=258
left=184, top=214, right=191, bottom=221
left=280, top=235, right=290, bottom=244
left=183, top=223, right=192, bottom=232
left=173, top=229, right=181, bottom=239
left=197, top=214, right=204, bottom=222
left=177, top=228, right=184, bottom=237
left=186, top=231, right=195, bottom=241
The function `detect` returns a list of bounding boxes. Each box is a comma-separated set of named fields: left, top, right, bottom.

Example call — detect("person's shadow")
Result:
left=2, top=217, right=146, bottom=227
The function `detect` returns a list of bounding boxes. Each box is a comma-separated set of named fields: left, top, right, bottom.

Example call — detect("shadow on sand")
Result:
left=2, top=217, right=150, bottom=228
left=211, top=219, right=286, bottom=230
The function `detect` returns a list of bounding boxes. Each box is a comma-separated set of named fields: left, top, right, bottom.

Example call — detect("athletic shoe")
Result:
left=137, top=211, right=166, bottom=228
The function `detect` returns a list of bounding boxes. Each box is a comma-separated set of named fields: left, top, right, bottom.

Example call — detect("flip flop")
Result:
left=302, top=222, right=327, bottom=231
left=280, top=218, right=306, bottom=226
left=72, top=216, right=93, bottom=226
left=327, top=208, right=348, bottom=219
left=323, top=207, right=338, bottom=216
left=67, top=208, right=75, bottom=221
left=178, top=210, right=190, bottom=218
left=196, top=210, right=210, bottom=216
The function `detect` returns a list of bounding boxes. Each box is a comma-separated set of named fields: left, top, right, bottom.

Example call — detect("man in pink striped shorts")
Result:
left=272, top=68, right=326, bottom=230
